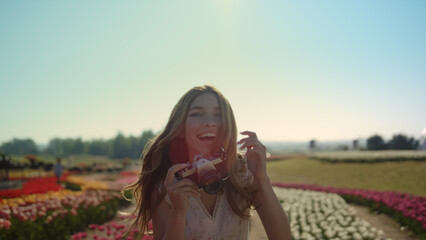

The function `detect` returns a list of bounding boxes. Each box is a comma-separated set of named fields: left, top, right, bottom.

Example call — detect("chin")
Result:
left=197, top=149, right=212, bottom=155
left=189, top=141, right=220, bottom=157
left=191, top=147, right=212, bottom=156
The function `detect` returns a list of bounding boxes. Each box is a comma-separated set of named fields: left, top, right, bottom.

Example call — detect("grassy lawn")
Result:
left=267, top=158, right=426, bottom=197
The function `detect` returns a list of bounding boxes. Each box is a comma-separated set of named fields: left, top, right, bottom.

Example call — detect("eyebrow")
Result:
left=189, top=106, right=220, bottom=111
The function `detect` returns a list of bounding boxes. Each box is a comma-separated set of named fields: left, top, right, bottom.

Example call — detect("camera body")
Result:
left=175, top=147, right=228, bottom=194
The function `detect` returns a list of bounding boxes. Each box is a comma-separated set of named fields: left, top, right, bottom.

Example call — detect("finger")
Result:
left=164, top=163, right=190, bottom=186
left=168, top=178, right=197, bottom=189
left=168, top=186, right=201, bottom=198
left=246, top=146, right=259, bottom=154
left=238, top=136, right=257, bottom=146
left=167, top=178, right=199, bottom=194
left=185, top=191, right=201, bottom=199
left=239, top=139, right=265, bottom=150
left=239, top=131, right=262, bottom=147
left=237, top=137, right=250, bottom=145
left=182, top=189, right=201, bottom=199
left=168, top=184, right=199, bottom=194
left=240, top=131, right=257, bottom=139
left=239, top=141, right=256, bottom=150
left=246, top=146, right=266, bottom=156
left=240, top=138, right=266, bottom=151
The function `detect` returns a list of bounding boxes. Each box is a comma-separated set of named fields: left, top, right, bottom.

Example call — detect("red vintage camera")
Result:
left=175, top=146, right=229, bottom=194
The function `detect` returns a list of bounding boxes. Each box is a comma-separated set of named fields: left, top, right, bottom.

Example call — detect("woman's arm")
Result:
left=152, top=164, right=200, bottom=240
left=252, top=175, right=291, bottom=240
left=152, top=195, right=187, bottom=240
left=238, top=131, right=291, bottom=240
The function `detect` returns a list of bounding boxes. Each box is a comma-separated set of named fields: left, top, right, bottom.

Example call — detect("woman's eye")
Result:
left=214, top=113, right=222, bottom=117
left=189, top=112, right=202, bottom=117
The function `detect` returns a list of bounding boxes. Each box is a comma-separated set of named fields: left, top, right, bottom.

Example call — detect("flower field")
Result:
left=274, top=187, right=388, bottom=240
left=0, top=189, right=126, bottom=240
left=273, top=183, right=426, bottom=238
left=0, top=171, right=138, bottom=240
left=66, top=172, right=138, bottom=192
left=309, top=150, right=426, bottom=163
left=70, top=215, right=153, bottom=240
left=2, top=165, right=424, bottom=239
left=0, top=174, right=70, bottom=199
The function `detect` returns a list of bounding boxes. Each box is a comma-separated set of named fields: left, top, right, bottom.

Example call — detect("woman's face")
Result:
left=184, top=92, right=222, bottom=160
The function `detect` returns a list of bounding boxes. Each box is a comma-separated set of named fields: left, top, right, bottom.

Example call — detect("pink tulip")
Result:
left=89, top=224, right=98, bottom=230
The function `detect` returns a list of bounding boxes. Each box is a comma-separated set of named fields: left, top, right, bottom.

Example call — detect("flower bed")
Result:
left=0, top=190, right=127, bottom=240
left=66, top=176, right=109, bottom=191
left=273, top=183, right=426, bottom=238
left=0, top=173, right=71, bottom=199
left=274, top=187, right=387, bottom=240
left=70, top=216, right=153, bottom=240
left=66, top=173, right=138, bottom=192
left=1, top=189, right=84, bottom=207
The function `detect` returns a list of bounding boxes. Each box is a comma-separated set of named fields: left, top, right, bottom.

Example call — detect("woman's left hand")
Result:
left=237, top=131, right=268, bottom=182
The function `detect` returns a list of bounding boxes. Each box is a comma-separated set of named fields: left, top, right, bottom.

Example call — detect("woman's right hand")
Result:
left=164, top=163, right=200, bottom=214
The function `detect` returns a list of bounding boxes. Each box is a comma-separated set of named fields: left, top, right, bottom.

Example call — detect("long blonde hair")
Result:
left=123, top=85, right=254, bottom=235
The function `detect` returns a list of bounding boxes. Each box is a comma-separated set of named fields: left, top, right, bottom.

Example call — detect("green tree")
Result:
left=88, top=139, right=110, bottom=156
left=71, top=138, right=85, bottom=154
left=47, top=137, right=87, bottom=155
left=111, top=133, right=130, bottom=159
left=47, top=138, right=63, bottom=155
left=0, top=138, right=39, bottom=154
left=140, top=130, right=154, bottom=151
left=128, top=136, right=141, bottom=159
left=367, top=135, right=387, bottom=150
left=388, top=134, right=419, bottom=150
left=62, top=138, right=76, bottom=155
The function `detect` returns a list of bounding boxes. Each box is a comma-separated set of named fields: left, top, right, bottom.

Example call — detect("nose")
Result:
left=203, top=115, right=218, bottom=127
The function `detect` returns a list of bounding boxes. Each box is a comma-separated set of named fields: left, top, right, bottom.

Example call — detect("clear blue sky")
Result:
left=1, top=1, right=425, bottom=145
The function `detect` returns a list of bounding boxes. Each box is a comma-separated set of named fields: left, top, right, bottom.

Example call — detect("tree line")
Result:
left=1, top=131, right=420, bottom=158
left=0, top=130, right=155, bottom=159
left=366, top=134, right=419, bottom=150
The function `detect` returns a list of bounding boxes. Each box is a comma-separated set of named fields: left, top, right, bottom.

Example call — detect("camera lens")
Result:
left=199, top=170, right=222, bottom=194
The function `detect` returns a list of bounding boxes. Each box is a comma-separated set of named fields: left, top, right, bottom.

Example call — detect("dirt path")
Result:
left=349, top=204, right=418, bottom=240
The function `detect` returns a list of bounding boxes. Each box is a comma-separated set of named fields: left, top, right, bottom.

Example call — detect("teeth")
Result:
left=199, top=133, right=216, bottom=138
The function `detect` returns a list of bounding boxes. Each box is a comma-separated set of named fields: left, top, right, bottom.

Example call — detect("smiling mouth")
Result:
left=198, top=133, right=216, bottom=142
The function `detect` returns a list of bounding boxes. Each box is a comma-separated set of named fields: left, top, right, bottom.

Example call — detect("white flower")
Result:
left=272, top=187, right=388, bottom=240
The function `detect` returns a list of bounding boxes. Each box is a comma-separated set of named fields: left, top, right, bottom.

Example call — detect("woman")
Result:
left=124, top=85, right=291, bottom=240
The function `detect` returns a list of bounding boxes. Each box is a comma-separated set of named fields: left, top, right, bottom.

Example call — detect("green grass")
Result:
left=267, top=158, right=426, bottom=196
left=309, top=150, right=426, bottom=163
